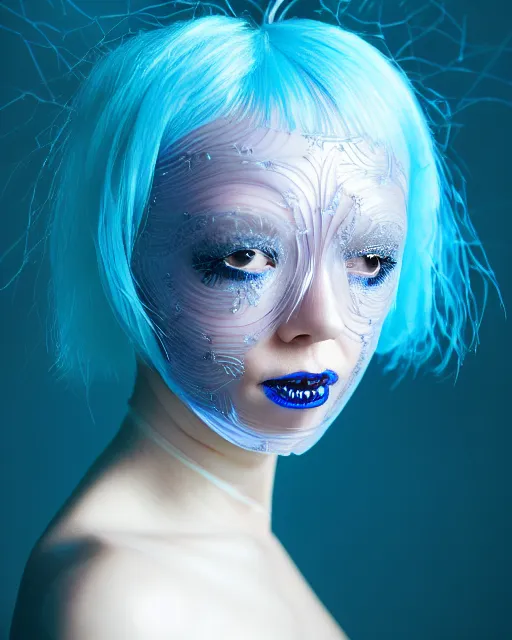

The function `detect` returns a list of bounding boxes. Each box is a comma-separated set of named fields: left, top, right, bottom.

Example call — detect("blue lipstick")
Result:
left=261, top=370, right=339, bottom=410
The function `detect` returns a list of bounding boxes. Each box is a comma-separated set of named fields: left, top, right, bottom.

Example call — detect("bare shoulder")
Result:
left=10, top=535, right=186, bottom=640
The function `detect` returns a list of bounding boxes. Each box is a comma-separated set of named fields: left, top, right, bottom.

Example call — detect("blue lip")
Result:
left=261, top=369, right=339, bottom=410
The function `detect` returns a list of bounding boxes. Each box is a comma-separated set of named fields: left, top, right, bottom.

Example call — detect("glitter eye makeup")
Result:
left=340, top=219, right=404, bottom=289
left=192, top=242, right=279, bottom=287
left=346, top=252, right=398, bottom=288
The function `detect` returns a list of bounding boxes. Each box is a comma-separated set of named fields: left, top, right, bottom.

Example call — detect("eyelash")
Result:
left=348, top=253, right=398, bottom=288
left=193, top=248, right=397, bottom=289
left=193, top=246, right=278, bottom=287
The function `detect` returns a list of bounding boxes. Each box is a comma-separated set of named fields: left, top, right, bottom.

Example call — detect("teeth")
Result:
left=270, top=384, right=326, bottom=403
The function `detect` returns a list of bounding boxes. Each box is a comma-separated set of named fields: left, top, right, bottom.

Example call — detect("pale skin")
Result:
left=10, top=121, right=407, bottom=640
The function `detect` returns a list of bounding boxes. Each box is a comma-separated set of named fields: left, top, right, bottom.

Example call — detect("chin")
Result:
left=234, top=385, right=335, bottom=437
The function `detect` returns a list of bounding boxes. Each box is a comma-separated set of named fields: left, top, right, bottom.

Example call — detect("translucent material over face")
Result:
left=132, top=118, right=408, bottom=455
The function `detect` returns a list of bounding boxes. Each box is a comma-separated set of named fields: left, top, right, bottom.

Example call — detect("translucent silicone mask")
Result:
left=132, top=118, right=408, bottom=455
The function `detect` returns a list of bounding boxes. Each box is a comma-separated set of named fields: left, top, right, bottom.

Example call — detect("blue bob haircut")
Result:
left=48, top=14, right=496, bottom=387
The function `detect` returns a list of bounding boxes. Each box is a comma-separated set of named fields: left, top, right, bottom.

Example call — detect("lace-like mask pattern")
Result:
left=132, top=119, right=408, bottom=454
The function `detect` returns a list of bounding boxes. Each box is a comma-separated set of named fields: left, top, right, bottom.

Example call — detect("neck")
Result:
left=123, top=359, right=278, bottom=536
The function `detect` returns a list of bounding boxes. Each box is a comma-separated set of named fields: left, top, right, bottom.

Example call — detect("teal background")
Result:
left=1, top=1, right=510, bottom=638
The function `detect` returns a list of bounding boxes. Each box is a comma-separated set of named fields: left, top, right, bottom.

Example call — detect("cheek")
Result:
left=148, top=263, right=305, bottom=353
left=344, top=267, right=402, bottom=325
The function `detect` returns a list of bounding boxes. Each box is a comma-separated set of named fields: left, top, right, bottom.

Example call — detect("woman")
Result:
left=9, top=2, right=493, bottom=638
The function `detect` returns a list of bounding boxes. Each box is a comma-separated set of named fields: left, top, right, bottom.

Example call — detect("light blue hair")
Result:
left=48, top=14, right=497, bottom=387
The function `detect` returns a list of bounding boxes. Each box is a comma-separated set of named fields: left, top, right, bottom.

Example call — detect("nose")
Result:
left=276, top=268, right=346, bottom=346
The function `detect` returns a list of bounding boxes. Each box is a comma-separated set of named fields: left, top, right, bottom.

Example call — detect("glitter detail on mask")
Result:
left=255, top=160, right=277, bottom=170
left=321, top=184, right=345, bottom=217
left=243, top=334, right=260, bottom=346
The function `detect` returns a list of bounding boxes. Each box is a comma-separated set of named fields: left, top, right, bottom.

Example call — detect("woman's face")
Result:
left=133, top=117, right=408, bottom=454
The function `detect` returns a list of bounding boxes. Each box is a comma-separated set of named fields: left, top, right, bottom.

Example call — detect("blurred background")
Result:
left=0, top=1, right=510, bottom=638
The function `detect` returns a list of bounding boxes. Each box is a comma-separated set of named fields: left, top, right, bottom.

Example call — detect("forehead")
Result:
left=154, top=117, right=409, bottom=228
